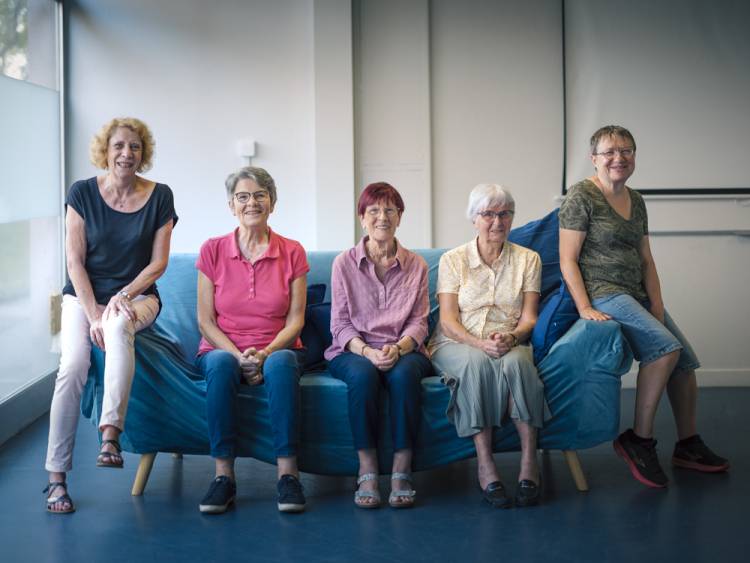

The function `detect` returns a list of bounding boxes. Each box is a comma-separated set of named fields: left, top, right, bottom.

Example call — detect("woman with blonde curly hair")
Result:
left=44, top=117, right=178, bottom=513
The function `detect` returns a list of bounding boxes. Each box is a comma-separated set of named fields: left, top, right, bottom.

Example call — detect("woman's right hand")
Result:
left=580, top=306, right=612, bottom=322
left=88, top=305, right=106, bottom=350
left=477, top=337, right=505, bottom=359
left=363, top=345, right=398, bottom=371
left=236, top=348, right=264, bottom=385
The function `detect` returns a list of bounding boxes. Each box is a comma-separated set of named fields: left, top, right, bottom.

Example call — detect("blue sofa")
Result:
left=81, top=212, right=633, bottom=495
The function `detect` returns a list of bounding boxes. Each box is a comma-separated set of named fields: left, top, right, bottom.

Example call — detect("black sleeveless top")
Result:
left=62, top=177, right=178, bottom=304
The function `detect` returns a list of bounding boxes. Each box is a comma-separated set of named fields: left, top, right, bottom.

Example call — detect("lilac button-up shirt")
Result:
left=324, top=237, right=430, bottom=361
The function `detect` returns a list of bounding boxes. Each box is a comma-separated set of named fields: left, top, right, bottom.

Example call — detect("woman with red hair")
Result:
left=326, top=182, right=432, bottom=509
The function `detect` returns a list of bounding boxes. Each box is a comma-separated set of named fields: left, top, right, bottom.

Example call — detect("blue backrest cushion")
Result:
left=506, top=208, right=582, bottom=362
left=301, top=284, right=330, bottom=368
left=154, top=254, right=201, bottom=362
left=301, top=302, right=332, bottom=369
left=307, top=283, right=326, bottom=306
left=530, top=281, right=578, bottom=364
left=507, top=208, right=561, bottom=300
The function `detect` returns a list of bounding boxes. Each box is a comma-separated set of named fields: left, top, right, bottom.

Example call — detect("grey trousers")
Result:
left=431, top=342, right=551, bottom=438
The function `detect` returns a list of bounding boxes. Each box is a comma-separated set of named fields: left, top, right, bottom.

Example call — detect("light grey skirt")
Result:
left=431, top=342, right=551, bottom=438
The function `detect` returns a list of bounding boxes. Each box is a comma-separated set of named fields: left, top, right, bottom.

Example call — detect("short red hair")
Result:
left=357, top=182, right=405, bottom=217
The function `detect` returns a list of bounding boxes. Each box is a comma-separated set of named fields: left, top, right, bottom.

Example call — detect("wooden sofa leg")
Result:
left=563, top=450, right=589, bottom=492
left=132, top=453, right=157, bottom=496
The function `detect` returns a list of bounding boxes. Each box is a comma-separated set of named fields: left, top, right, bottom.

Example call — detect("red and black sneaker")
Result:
left=672, top=434, right=730, bottom=473
left=613, top=429, right=668, bottom=488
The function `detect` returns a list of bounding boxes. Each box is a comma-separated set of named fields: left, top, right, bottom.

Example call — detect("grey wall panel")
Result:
left=430, top=0, right=564, bottom=247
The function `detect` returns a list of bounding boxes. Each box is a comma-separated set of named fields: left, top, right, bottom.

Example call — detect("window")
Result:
left=0, top=0, right=62, bottom=404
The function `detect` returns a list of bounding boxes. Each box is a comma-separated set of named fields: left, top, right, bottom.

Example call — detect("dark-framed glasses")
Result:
left=593, top=147, right=635, bottom=159
left=478, top=210, right=514, bottom=221
left=234, top=190, right=270, bottom=204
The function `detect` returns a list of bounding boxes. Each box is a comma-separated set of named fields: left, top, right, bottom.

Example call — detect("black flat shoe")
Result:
left=514, top=479, right=541, bottom=507
left=481, top=481, right=512, bottom=509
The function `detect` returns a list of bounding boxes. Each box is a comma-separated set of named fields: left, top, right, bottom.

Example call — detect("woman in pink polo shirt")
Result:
left=325, top=182, right=433, bottom=509
left=195, top=167, right=308, bottom=515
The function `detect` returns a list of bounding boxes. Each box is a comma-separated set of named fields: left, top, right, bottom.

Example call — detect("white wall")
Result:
left=354, top=0, right=432, bottom=248
left=565, top=0, right=750, bottom=191
left=430, top=0, right=564, bottom=245
left=313, top=0, right=355, bottom=250
left=67, top=0, right=320, bottom=253
left=643, top=233, right=750, bottom=386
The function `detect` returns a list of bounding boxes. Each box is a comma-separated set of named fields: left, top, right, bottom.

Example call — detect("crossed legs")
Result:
left=45, top=295, right=158, bottom=512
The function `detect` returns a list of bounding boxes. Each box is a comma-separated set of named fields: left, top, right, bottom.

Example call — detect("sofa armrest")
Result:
left=82, top=326, right=211, bottom=454
left=537, top=319, right=633, bottom=450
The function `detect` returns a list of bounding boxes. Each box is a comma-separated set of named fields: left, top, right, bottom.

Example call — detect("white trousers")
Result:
left=45, top=294, right=159, bottom=473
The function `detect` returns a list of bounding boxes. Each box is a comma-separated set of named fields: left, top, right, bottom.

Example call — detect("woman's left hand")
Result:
left=378, top=344, right=400, bottom=371
left=489, top=332, right=514, bottom=357
left=241, top=347, right=268, bottom=385
left=103, top=292, right=137, bottom=323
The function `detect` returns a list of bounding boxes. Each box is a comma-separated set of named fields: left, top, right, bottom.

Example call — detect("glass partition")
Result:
left=0, top=0, right=62, bottom=404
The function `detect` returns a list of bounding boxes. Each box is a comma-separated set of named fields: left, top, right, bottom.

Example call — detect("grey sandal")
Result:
left=354, top=472, right=381, bottom=509
left=44, top=481, right=75, bottom=514
left=96, top=439, right=123, bottom=468
left=389, top=472, right=416, bottom=508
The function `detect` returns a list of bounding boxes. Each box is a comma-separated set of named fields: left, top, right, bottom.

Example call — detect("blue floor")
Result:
left=0, top=388, right=747, bottom=563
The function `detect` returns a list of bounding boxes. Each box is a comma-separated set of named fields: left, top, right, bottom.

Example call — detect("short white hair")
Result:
left=466, top=184, right=515, bottom=221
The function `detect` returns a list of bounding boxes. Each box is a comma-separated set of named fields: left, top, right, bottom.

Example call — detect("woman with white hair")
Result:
left=428, top=184, right=549, bottom=508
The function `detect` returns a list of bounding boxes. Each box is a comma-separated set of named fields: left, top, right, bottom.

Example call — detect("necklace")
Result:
left=102, top=176, right=138, bottom=210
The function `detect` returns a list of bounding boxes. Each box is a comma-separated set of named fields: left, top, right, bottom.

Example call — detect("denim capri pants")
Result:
left=592, top=293, right=700, bottom=372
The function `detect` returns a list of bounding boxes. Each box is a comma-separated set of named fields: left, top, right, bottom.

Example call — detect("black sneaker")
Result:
left=613, top=429, right=668, bottom=488
left=277, top=474, right=306, bottom=513
left=199, top=476, right=236, bottom=514
left=672, top=434, right=729, bottom=473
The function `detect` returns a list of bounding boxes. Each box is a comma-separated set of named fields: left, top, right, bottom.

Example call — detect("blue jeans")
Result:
left=327, top=352, right=433, bottom=451
left=198, top=348, right=305, bottom=458
left=592, top=293, right=700, bottom=370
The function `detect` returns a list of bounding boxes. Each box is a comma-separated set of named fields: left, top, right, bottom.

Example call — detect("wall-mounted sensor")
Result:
left=236, top=138, right=256, bottom=161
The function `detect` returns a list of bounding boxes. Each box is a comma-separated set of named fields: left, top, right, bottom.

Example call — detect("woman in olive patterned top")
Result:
left=559, top=125, right=728, bottom=490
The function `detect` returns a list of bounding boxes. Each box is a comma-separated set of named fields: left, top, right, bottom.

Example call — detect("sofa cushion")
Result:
left=507, top=208, right=561, bottom=300
left=531, top=281, right=578, bottom=364
left=307, top=283, right=326, bottom=306
left=301, top=302, right=332, bottom=369
left=301, top=283, right=329, bottom=369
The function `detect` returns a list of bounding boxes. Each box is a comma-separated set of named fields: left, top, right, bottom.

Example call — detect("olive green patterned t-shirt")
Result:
left=558, top=179, right=649, bottom=301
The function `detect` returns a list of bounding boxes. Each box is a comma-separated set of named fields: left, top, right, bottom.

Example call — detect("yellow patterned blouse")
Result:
left=427, top=238, right=541, bottom=354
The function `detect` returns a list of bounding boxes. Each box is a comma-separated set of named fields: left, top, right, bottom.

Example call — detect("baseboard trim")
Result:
left=621, top=369, right=750, bottom=388
left=0, top=371, right=56, bottom=447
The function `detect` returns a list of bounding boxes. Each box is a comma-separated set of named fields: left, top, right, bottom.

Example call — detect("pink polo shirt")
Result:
left=196, top=227, right=309, bottom=355
left=324, top=236, right=429, bottom=361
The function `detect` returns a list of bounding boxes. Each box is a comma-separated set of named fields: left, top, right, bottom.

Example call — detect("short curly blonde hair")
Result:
left=89, top=117, right=155, bottom=172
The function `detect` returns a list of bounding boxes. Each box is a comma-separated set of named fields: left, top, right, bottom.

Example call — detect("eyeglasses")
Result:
left=234, top=191, right=270, bottom=204
left=593, top=147, right=635, bottom=159
left=478, top=210, right=514, bottom=221
left=366, top=207, right=398, bottom=217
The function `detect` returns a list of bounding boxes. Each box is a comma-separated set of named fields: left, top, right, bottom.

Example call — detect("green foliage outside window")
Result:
left=0, top=0, right=28, bottom=80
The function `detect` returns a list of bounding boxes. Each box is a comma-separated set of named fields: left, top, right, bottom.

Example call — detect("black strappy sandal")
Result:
left=44, top=481, right=75, bottom=514
left=96, top=439, right=124, bottom=468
